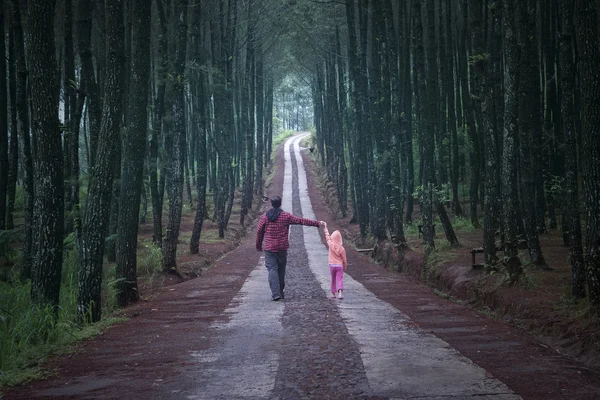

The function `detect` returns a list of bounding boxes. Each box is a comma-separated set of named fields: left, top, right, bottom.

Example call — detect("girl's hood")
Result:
left=329, top=230, right=344, bottom=256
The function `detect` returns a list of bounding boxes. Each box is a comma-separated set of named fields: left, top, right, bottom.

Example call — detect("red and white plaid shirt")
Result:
left=256, top=211, right=319, bottom=252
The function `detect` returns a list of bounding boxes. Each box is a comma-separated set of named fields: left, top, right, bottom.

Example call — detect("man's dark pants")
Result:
left=264, top=250, right=287, bottom=300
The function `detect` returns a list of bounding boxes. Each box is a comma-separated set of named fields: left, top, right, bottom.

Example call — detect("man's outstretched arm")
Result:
left=288, top=214, right=320, bottom=227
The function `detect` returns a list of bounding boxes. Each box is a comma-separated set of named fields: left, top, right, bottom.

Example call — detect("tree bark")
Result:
left=501, top=0, right=523, bottom=278
left=115, top=0, right=151, bottom=306
left=190, top=2, right=208, bottom=254
left=575, top=0, right=600, bottom=304
left=422, top=0, right=437, bottom=252
left=7, top=20, right=18, bottom=230
left=26, top=0, right=65, bottom=308
left=446, top=0, right=463, bottom=218
left=559, top=0, right=585, bottom=299
left=77, top=0, right=125, bottom=322
left=162, top=0, right=188, bottom=271
left=458, top=0, right=480, bottom=228
left=78, top=0, right=102, bottom=170
left=516, top=0, right=546, bottom=266
left=479, top=1, right=500, bottom=265
left=149, top=0, right=169, bottom=247
left=0, top=3, right=8, bottom=230
left=11, top=0, right=34, bottom=281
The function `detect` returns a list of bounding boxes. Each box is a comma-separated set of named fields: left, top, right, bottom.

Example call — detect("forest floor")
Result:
left=303, top=151, right=600, bottom=371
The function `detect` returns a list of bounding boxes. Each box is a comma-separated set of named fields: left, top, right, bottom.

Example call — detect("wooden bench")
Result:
left=471, top=247, right=485, bottom=268
left=471, top=239, right=528, bottom=268
left=356, top=248, right=374, bottom=256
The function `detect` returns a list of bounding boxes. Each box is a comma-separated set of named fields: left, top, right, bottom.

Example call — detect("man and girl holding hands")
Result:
left=255, top=195, right=347, bottom=301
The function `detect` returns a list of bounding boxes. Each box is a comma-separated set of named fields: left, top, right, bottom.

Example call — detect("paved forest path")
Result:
left=6, top=134, right=600, bottom=400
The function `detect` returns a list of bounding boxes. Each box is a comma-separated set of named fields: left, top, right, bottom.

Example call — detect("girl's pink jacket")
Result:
left=324, top=226, right=347, bottom=269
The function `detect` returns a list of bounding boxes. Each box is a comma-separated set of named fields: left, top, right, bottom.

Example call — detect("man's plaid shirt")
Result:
left=256, top=211, right=319, bottom=252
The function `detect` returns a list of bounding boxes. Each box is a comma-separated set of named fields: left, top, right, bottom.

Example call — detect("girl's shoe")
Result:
left=337, top=291, right=344, bottom=299
left=329, top=294, right=337, bottom=299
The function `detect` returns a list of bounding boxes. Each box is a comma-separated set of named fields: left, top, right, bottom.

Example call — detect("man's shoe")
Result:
left=272, top=296, right=281, bottom=301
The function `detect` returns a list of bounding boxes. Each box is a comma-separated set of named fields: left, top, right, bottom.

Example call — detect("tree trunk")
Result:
left=26, top=0, right=65, bottom=308
left=11, top=0, right=34, bottom=281
left=150, top=0, right=170, bottom=247
left=63, top=0, right=76, bottom=234
left=162, top=0, right=188, bottom=271
left=256, top=52, right=265, bottom=197
left=446, top=0, right=463, bottom=218
left=479, top=0, right=500, bottom=265
left=0, top=3, right=8, bottom=230
left=559, top=0, right=585, bottom=299
left=7, top=21, right=18, bottom=230
left=77, top=0, right=125, bottom=322
left=501, top=0, right=523, bottom=278
left=115, top=0, right=151, bottom=307
left=345, top=0, right=369, bottom=236
left=459, top=0, right=480, bottom=228
left=516, top=0, right=546, bottom=266
left=78, top=0, right=102, bottom=170
left=575, top=0, right=600, bottom=305
left=190, top=3, right=208, bottom=254
left=421, top=0, right=437, bottom=252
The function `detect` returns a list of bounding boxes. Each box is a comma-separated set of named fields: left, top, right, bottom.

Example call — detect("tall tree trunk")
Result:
left=345, top=0, right=369, bottom=236
left=459, top=0, right=480, bottom=228
left=479, top=0, right=500, bottom=265
left=115, top=0, right=151, bottom=306
left=11, top=0, right=34, bottom=281
left=0, top=3, right=8, bottom=230
left=7, top=21, right=18, bottom=230
left=26, top=0, right=65, bottom=308
left=162, top=0, right=188, bottom=271
left=190, top=3, right=208, bottom=254
left=575, top=0, right=600, bottom=305
left=241, top=0, right=254, bottom=227
left=501, top=0, right=523, bottom=278
left=516, top=0, right=546, bottom=266
left=77, top=0, right=125, bottom=322
left=256, top=52, right=265, bottom=197
left=559, top=1, right=585, bottom=299
left=79, top=0, right=102, bottom=169
left=446, top=0, right=462, bottom=218
left=63, top=0, right=77, bottom=234
left=420, top=0, right=435, bottom=251
left=150, top=0, right=169, bottom=247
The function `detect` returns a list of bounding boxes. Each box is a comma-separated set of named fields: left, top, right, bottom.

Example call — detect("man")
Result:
left=256, top=195, right=321, bottom=301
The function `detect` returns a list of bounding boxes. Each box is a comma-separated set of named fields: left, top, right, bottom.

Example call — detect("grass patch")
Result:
left=136, top=242, right=163, bottom=279
left=0, top=244, right=127, bottom=389
left=273, top=130, right=296, bottom=147
left=451, top=216, right=477, bottom=233
left=200, top=229, right=225, bottom=244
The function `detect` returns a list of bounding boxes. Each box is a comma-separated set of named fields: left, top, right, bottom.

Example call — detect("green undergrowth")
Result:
left=0, top=242, right=127, bottom=389
left=273, top=129, right=296, bottom=147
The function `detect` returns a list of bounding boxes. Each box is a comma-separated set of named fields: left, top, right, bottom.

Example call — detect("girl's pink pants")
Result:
left=330, top=264, right=344, bottom=293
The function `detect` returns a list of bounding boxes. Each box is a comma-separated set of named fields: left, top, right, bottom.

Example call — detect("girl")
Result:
left=321, top=221, right=347, bottom=299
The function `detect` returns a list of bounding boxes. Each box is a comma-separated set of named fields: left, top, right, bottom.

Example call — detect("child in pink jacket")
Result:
left=320, top=221, right=347, bottom=299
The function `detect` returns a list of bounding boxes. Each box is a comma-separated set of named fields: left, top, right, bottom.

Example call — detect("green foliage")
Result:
left=272, top=116, right=284, bottom=137
left=0, top=247, right=125, bottom=388
left=451, top=217, right=476, bottom=233
left=273, top=129, right=296, bottom=147
left=0, top=229, right=24, bottom=267
left=12, top=186, right=24, bottom=213
left=137, top=243, right=163, bottom=278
